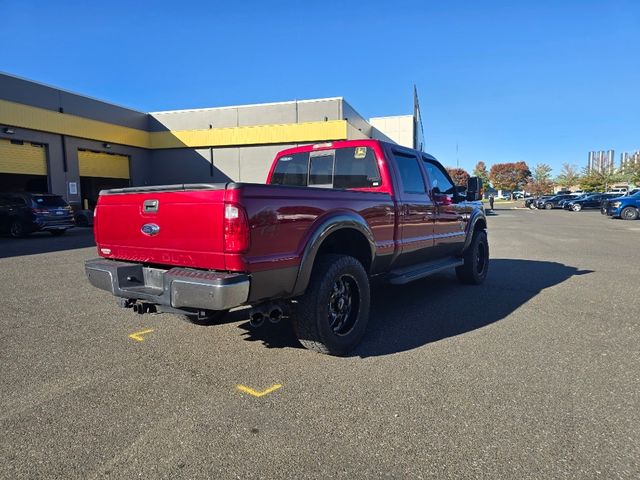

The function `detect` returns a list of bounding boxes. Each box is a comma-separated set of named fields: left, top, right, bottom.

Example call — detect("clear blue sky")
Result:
left=1, top=0, right=638, bottom=175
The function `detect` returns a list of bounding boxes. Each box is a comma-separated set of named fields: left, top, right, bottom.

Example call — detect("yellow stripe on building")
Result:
left=0, top=138, right=47, bottom=175
left=148, top=120, right=348, bottom=148
left=78, top=150, right=130, bottom=179
left=0, top=99, right=149, bottom=148
left=0, top=98, right=349, bottom=149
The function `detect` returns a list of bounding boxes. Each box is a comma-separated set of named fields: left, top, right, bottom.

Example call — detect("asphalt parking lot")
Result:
left=1, top=209, right=639, bottom=479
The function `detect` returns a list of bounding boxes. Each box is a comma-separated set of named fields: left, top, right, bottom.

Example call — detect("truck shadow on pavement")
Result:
left=0, top=228, right=96, bottom=259
left=237, top=259, right=593, bottom=357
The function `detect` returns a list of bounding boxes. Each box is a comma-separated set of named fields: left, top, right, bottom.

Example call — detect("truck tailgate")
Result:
left=94, top=185, right=228, bottom=270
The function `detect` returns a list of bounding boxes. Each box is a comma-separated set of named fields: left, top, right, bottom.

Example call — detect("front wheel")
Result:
left=456, top=230, right=489, bottom=285
left=621, top=206, right=639, bottom=221
left=544, top=203, right=553, bottom=210
left=292, top=254, right=370, bottom=356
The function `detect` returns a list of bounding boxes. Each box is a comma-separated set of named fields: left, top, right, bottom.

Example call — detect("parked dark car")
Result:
left=538, top=194, right=576, bottom=209
left=565, top=193, right=619, bottom=212
left=527, top=195, right=552, bottom=209
left=603, top=190, right=640, bottom=219
left=601, top=188, right=640, bottom=214
left=558, top=194, right=588, bottom=208
left=0, top=192, right=75, bottom=237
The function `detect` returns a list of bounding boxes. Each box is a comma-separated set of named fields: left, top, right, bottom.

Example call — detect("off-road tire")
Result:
left=456, top=230, right=489, bottom=285
left=292, top=254, right=370, bottom=356
left=178, top=309, right=229, bottom=325
left=621, top=206, right=639, bottom=221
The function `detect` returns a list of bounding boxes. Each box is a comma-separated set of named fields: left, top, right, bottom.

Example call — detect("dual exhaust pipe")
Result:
left=249, top=304, right=284, bottom=328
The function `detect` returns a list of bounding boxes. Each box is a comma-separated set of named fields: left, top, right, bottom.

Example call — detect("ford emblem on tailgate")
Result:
left=141, top=223, right=160, bottom=236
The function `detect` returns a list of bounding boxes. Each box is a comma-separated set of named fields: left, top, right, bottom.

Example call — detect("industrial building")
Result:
left=0, top=73, right=421, bottom=209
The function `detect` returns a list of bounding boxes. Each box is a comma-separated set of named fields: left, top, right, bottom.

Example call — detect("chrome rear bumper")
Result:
left=85, top=259, right=250, bottom=311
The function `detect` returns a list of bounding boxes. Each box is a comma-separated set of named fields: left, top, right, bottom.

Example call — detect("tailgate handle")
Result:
left=143, top=199, right=159, bottom=213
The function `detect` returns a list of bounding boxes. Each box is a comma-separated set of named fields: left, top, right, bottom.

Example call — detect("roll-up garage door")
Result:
left=78, top=150, right=130, bottom=179
left=0, top=138, right=47, bottom=175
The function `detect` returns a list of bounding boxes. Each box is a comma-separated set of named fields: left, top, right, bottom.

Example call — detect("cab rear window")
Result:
left=270, top=147, right=381, bottom=189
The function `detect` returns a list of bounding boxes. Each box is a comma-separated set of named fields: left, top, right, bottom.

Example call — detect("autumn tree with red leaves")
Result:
left=446, top=167, right=470, bottom=186
left=489, top=162, right=531, bottom=196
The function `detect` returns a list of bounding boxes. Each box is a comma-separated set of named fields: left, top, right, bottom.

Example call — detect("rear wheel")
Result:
left=292, top=254, right=370, bottom=356
left=178, top=309, right=229, bottom=325
left=544, top=203, right=553, bottom=210
left=9, top=220, right=27, bottom=238
left=572, top=204, right=582, bottom=212
left=456, top=230, right=489, bottom=285
left=621, top=206, right=639, bottom=221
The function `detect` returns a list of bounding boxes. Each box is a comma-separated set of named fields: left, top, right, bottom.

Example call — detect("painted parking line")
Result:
left=128, top=328, right=154, bottom=342
left=236, top=384, right=282, bottom=397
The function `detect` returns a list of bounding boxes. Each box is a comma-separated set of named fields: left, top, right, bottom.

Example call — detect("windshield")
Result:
left=31, top=195, right=68, bottom=207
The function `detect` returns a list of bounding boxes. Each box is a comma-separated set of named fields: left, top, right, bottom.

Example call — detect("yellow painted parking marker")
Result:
left=236, top=384, right=282, bottom=397
left=128, top=328, right=154, bottom=342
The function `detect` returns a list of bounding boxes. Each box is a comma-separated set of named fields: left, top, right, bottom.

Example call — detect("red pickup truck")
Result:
left=85, top=140, right=488, bottom=355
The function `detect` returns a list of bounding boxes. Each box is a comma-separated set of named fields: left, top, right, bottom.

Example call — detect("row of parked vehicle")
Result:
left=524, top=189, right=640, bottom=220
left=0, top=191, right=94, bottom=237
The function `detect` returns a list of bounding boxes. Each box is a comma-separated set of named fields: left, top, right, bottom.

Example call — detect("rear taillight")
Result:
left=223, top=203, right=250, bottom=253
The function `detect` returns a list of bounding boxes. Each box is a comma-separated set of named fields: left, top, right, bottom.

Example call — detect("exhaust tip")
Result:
left=268, top=308, right=283, bottom=324
left=249, top=312, right=264, bottom=328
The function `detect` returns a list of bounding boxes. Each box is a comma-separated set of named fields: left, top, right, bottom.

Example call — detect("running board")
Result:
left=388, top=258, right=464, bottom=285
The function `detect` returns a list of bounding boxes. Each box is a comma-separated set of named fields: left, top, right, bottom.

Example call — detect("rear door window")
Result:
left=393, top=152, right=426, bottom=194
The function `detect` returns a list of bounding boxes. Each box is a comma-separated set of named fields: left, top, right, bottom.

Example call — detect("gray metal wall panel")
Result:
left=58, top=91, right=148, bottom=130
left=237, top=104, right=297, bottom=127
left=212, top=148, right=240, bottom=181
left=239, top=144, right=295, bottom=183
left=149, top=108, right=239, bottom=132
left=342, top=99, right=373, bottom=137
left=296, top=99, right=341, bottom=122
left=0, top=73, right=148, bottom=130
left=149, top=148, right=233, bottom=185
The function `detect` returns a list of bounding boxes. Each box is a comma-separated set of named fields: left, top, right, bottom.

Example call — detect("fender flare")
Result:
left=461, top=210, right=487, bottom=253
left=291, top=212, right=376, bottom=297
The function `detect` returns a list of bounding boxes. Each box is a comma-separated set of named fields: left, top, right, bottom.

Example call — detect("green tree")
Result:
left=579, top=167, right=623, bottom=192
left=526, top=163, right=554, bottom=196
left=621, top=162, right=640, bottom=185
left=555, top=163, right=580, bottom=189
left=472, top=161, right=490, bottom=188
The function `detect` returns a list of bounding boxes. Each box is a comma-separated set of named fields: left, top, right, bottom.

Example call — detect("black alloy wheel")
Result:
left=456, top=230, right=489, bottom=285
left=292, top=254, right=370, bottom=356
left=328, top=274, right=360, bottom=336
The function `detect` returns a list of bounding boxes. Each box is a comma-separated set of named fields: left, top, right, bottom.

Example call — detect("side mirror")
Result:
left=466, top=177, right=483, bottom=201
